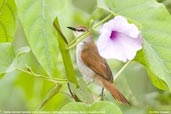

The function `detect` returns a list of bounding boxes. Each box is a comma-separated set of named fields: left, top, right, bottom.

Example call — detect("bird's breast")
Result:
left=76, top=44, right=95, bottom=81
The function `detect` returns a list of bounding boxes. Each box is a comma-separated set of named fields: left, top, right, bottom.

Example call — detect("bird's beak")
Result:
left=67, top=26, right=76, bottom=31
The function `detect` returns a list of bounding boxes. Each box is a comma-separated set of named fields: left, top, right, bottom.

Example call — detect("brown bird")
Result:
left=68, top=26, right=130, bottom=105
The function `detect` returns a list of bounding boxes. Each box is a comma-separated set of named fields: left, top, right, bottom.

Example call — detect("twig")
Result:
left=67, top=83, right=80, bottom=102
left=114, top=61, right=132, bottom=81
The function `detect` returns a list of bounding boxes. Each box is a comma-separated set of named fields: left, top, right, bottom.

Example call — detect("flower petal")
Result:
left=97, top=15, right=143, bottom=62
left=97, top=38, right=127, bottom=61
left=109, top=16, right=140, bottom=38
left=116, top=34, right=142, bottom=61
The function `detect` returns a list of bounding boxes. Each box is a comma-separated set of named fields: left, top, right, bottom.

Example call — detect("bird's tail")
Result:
left=101, top=78, right=130, bottom=105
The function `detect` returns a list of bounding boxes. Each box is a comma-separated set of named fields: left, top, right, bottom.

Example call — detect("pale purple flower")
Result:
left=97, top=16, right=142, bottom=62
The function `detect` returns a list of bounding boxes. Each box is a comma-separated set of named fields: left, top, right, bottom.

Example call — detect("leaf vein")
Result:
left=41, top=0, right=52, bottom=76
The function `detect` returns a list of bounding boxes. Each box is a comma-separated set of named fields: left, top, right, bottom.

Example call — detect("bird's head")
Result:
left=67, top=26, right=88, bottom=37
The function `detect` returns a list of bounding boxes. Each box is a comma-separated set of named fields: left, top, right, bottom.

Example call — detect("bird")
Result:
left=67, top=26, right=130, bottom=105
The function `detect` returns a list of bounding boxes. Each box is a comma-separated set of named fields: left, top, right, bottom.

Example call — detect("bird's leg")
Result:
left=99, top=87, right=105, bottom=100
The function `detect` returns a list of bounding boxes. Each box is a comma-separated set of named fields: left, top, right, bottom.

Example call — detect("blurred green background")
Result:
left=0, top=0, right=171, bottom=114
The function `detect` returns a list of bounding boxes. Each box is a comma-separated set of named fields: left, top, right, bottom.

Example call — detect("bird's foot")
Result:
left=99, top=88, right=105, bottom=100
left=99, top=92, right=105, bottom=100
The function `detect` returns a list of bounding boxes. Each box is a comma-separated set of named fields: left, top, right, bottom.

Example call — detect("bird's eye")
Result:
left=78, top=29, right=85, bottom=32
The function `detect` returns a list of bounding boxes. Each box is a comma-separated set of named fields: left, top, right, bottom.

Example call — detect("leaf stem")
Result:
left=114, top=61, right=132, bottom=81
left=16, top=67, right=68, bottom=84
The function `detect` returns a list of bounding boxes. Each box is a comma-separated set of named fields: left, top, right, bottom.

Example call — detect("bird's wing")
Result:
left=81, top=47, right=113, bottom=82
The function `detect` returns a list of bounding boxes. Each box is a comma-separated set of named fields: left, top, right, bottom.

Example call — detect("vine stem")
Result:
left=114, top=61, right=132, bottom=81
left=16, top=68, right=68, bottom=84
left=67, top=13, right=113, bottom=49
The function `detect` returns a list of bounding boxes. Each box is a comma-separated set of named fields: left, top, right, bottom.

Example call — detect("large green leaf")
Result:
left=60, top=101, right=122, bottom=114
left=15, top=0, right=89, bottom=77
left=97, top=0, right=171, bottom=91
left=0, top=0, right=16, bottom=42
left=15, top=0, right=65, bottom=76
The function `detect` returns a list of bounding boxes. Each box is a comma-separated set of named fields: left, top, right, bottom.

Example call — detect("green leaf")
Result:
left=0, top=0, right=16, bottom=42
left=97, top=0, right=171, bottom=91
left=60, top=101, right=122, bottom=114
left=147, top=69, right=168, bottom=90
left=53, top=17, right=78, bottom=85
left=0, top=43, right=15, bottom=78
left=15, top=0, right=61, bottom=77
left=38, top=84, right=62, bottom=109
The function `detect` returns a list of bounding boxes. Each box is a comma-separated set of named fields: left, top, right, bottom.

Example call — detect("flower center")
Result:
left=110, top=31, right=118, bottom=40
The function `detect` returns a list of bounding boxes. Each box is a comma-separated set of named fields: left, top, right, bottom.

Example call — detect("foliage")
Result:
left=0, top=0, right=171, bottom=113
left=0, top=0, right=16, bottom=42
left=60, top=101, right=122, bottom=114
